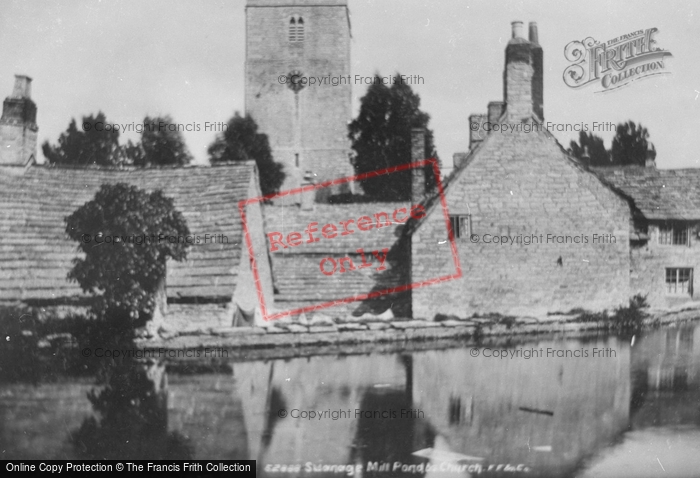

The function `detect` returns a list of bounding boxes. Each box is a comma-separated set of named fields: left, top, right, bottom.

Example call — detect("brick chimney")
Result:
left=411, top=128, right=426, bottom=203
left=529, top=22, right=544, bottom=121
left=504, top=21, right=535, bottom=122
left=0, top=75, right=38, bottom=174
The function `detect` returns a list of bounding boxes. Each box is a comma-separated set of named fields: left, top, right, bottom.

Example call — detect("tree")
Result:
left=42, top=112, right=121, bottom=166
left=64, top=183, right=190, bottom=328
left=611, top=121, right=651, bottom=166
left=138, top=115, right=193, bottom=166
left=569, top=131, right=610, bottom=166
left=348, top=73, right=438, bottom=201
left=122, top=139, right=146, bottom=166
left=208, top=112, right=285, bottom=196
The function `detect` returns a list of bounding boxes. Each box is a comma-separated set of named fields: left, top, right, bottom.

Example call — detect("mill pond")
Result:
left=1, top=321, right=700, bottom=478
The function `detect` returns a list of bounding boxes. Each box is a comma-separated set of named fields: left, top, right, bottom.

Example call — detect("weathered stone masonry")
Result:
left=245, top=0, right=353, bottom=194
left=410, top=22, right=632, bottom=318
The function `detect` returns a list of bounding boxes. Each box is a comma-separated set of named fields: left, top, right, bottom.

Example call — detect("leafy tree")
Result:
left=208, top=112, right=284, bottom=196
left=64, top=183, right=190, bottom=328
left=569, top=131, right=610, bottom=166
left=348, top=73, right=438, bottom=201
left=122, top=139, right=146, bottom=166
left=42, top=112, right=121, bottom=166
left=138, top=115, right=193, bottom=166
left=611, top=121, right=651, bottom=166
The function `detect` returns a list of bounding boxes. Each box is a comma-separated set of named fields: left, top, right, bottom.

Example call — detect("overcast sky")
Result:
left=1, top=0, right=698, bottom=172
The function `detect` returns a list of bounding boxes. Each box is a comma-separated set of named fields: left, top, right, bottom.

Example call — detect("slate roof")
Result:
left=591, top=166, right=700, bottom=221
left=0, top=162, right=256, bottom=302
left=263, top=203, right=408, bottom=303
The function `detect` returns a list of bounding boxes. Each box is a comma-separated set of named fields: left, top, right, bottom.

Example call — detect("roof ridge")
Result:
left=30, top=160, right=255, bottom=172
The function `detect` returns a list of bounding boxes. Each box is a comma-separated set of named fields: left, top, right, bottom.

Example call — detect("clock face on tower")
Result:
left=286, top=70, right=305, bottom=93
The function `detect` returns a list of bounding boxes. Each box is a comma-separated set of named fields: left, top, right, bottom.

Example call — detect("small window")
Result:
left=448, top=396, right=463, bottom=425
left=295, top=153, right=299, bottom=168
left=666, top=268, right=693, bottom=295
left=449, top=215, right=471, bottom=239
left=659, top=224, right=689, bottom=246
left=289, top=16, right=304, bottom=42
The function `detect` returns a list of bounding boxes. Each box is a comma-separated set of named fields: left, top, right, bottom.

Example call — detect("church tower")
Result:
left=245, top=0, right=353, bottom=197
left=0, top=75, right=37, bottom=175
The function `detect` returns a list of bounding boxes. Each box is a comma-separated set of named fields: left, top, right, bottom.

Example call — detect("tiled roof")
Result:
left=0, top=162, right=256, bottom=302
left=591, top=166, right=700, bottom=220
left=263, top=203, right=408, bottom=303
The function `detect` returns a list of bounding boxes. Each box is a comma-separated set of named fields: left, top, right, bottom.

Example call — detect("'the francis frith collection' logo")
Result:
left=563, top=28, right=672, bottom=93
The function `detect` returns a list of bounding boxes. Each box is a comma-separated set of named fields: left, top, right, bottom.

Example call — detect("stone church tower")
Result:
left=245, top=0, right=353, bottom=197
left=0, top=75, right=37, bottom=175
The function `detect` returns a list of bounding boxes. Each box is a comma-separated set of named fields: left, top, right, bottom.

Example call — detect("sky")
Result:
left=1, top=0, right=698, bottom=172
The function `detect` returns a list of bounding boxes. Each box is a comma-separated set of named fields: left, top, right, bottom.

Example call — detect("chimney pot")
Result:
left=11, top=75, right=32, bottom=99
left=511, top=21, right=524, bottom=39
left=528, top=22, right=539, bottom=44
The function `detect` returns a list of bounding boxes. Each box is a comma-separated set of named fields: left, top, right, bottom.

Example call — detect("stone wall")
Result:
left=411, top=127, right=632, bottom=319
left=631, top=223, right=700, bottom=309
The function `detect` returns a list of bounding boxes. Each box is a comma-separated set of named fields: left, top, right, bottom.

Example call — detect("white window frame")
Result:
left=665, top=268, right=693, bottom=296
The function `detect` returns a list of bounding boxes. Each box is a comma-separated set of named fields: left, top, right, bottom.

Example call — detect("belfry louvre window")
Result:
left=659, top=224, right=689, bottom=245
left=666, top=268, right=693, bottom=295
left=449, top=215, right=471, bottom=239
left=289, top=17, right=304, bottom=42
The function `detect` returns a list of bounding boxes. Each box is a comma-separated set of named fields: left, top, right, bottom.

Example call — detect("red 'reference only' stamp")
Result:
left=239, top=159, right=461, bottom=321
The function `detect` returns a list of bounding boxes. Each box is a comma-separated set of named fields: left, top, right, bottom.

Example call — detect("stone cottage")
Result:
left=0, top=76, right=274, bottom=328
left=592, top=165, right=700, bottom=309
left=407, top=21, right=633, bottom=319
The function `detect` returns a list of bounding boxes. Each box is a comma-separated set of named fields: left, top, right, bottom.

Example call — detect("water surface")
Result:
left=1, top=322, right=699, bottom=477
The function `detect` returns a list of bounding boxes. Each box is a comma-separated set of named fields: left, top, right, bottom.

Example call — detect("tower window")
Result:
left=449, top=215, right=471, bottom=239
left=289, top=16, right=304, bottom=42
left=295, top=153, right=299, bottom=167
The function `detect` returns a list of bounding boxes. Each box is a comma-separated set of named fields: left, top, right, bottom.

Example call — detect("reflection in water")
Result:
left=577, top=324, right=700, bottom=477
left=72, top=344, right=193, bottom=460
left=236, top=336, right=634, bottom=477
left=1, top=322, right=699, bottom=475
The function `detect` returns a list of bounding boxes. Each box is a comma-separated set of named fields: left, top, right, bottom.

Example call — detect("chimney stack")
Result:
left=300, top=170, right=316, bottom=210
left=487, top=101, right=505, bottom=125
left=645, top=144, right=657, bottom=168
left=411, top=128, right=426, bottom=203
left=504, top=21, right=537, bottom=122
left=469, top=114, right=486, bottom=149
left=0, top=75, right=38, bottom=174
